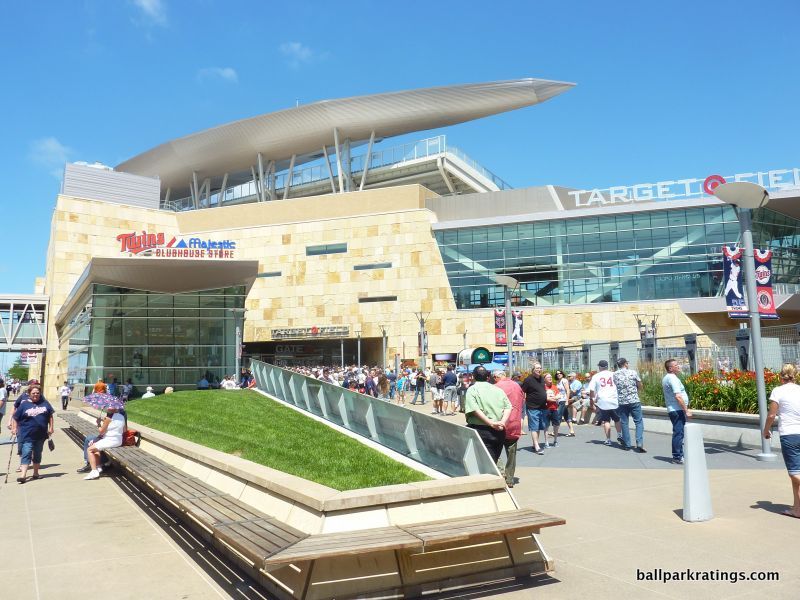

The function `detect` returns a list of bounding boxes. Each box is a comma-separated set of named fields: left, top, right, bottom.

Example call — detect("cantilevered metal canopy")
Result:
left=56, top=258, right=259, bottom=327
left=116, top=79, right=574, bottom=198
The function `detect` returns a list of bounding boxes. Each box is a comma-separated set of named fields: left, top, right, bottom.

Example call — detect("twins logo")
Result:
left=117, top=231, right=237, bottom=255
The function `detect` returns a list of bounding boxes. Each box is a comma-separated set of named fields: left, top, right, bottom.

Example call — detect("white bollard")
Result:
left=683, top=423, right=713, bottom=522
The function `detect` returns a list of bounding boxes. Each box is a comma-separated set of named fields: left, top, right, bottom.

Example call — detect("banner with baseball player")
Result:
left=511, top=310, right=524, bottom=346
left=722, top=246, right=778, bottom=319
left=494, top=308, right=507, bottom=345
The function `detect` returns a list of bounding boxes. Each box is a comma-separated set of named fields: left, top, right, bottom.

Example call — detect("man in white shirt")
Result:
left=588, top=360, right=622, bottom=447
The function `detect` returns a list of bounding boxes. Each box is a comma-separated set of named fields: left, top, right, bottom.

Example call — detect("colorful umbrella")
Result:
left=82, top=392, right=125, bottom=411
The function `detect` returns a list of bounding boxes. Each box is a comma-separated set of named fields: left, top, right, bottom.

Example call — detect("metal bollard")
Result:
left=683, top=423, right=713, bottom=522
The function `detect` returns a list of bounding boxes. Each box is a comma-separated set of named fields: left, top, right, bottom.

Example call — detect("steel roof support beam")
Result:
left=218, top=173, right=228, bottom=207
left=201, top=178, right=211, bottom=208
left=283, top=154, right=296, bottom=200
left=342, top=138, right=352, bottom=192
left=333, top=128, right=345, bottom=194
left=322, top=146, right=337, bottom=193
left=257, top=153, right=266, bottom=202
left=437, top=157, right=456, bottom=194
left=191, top=171, right=200, bottom=209
left=359, top=130, right=376, bottom=191
left=267, top=161, right=276, bottom=201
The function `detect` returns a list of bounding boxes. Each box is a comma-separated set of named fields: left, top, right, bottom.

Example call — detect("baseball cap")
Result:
left=598, top=360, right=609, bottom=369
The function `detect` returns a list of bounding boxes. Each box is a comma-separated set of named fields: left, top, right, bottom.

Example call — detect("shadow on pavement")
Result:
left=425, top=573, right=560, bottom=599
left=750, top=500, right=792, bottom=515
left=652, top=456, right=676, bottom=464
left=61, top=425, right=271, bottom=599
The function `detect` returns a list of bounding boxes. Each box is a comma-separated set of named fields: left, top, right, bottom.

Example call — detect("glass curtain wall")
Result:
left=435, top=206, right=800, bottom=309
left=64, top=284, right=246, bottom=396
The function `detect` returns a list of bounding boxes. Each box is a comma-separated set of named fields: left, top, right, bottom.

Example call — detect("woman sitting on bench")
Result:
left=83, top=408, right=125, bottom=481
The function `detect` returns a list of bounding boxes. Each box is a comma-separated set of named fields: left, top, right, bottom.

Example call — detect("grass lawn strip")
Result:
left=125, top=390, right=430, bottom=491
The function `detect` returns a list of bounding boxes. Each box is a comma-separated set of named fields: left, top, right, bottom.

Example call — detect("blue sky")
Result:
left=1, top=0, right=798, bottom=293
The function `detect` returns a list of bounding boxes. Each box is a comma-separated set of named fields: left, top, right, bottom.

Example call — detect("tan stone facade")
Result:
left=41, top=184, right=708, bottom=398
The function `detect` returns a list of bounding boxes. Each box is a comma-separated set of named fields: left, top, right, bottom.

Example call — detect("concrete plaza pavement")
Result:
left=1, top=401, right=797, bottom=600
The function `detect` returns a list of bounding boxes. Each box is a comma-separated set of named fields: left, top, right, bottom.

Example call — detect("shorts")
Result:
left=444, top=386, right=457, bottom=403
left=433, top=388, right=445, bottom=400
left=20, top=439, right=45, bottom=466
left=597, top=408, right=620, bottom=424
left=780, top=434, right=800, bottom=476
left=526, top=407, right=549, bottom=431
left=92, top=437, right=122, bottom=451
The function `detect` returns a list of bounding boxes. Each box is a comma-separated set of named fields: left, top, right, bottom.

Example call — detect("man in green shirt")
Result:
left=465, top=366, right=512, bottom=462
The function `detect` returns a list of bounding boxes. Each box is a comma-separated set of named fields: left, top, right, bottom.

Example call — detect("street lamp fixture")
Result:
left=491, top=274, right=519, bottom=375
left=713, top=181, right=776, bottom=462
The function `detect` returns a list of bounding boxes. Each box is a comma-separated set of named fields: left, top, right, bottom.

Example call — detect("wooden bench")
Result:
left=60, top=412, right=565, bottom=598
left=59, top=412, right=308, bottom=576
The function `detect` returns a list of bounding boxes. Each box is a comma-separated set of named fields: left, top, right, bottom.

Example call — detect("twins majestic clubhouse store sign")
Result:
left=117, top=231, right=237, bottom=258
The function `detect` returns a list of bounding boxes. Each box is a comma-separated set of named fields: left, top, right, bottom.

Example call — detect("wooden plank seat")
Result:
left=59, top=413, right=98, bottom=439
left=265, top=526, right=423, bottom=566
left=213, top=518, right=308, bottom=571
left=399, top=508, right=565, bottom=548
left=265, top=509, right=564, bottom=566
left=180, top=495, right=267, bottom=529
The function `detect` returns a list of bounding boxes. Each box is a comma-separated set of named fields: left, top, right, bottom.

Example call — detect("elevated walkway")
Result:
left=0, top=294, right=48, bottom=351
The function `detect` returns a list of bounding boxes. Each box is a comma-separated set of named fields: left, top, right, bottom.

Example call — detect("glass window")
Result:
left=442, top=230, right=458, bottom=245
left=457, top=229, right=473, bottom=244
left=148, top=346, right=175, bottom=367
left=502, top=224, right=518, bottom=240
left=582, top=218, right=599, bottom=234
left=487, top=227, right=502, bottom=242
left=148, top=319, right=174, bottom=345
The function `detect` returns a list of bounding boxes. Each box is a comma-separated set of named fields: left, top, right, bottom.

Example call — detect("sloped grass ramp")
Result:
left=125, top=390, right=430, bottom=491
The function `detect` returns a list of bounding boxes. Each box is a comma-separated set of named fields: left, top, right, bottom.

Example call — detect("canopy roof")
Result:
left=56, top=258, right=259, bottom=326
left=115, top=78, right=574, bottom=194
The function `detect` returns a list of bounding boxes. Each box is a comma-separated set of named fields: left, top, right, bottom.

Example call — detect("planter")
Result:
left=641, top=406, right=771, bottom=448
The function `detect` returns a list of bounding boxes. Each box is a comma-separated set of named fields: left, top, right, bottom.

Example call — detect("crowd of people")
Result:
left=3, top=357, right=798, bottom=514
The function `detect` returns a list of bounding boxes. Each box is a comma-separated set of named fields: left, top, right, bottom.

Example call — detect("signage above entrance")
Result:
left=271, top=326, right=350, bottom=339
left=116, top=231, right=237, bottom=258
left=569, top=167, right=800, bottom=208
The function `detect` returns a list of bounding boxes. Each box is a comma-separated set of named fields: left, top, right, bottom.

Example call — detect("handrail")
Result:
left=249, top=360, right=500, bottom=478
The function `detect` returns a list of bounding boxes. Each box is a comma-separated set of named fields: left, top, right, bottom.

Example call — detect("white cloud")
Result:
left=279, top=42, right=316, bottom=68
left=131, top=0, right=167, bottom=27
left=29, top=137, right=73, bottom=179
left=197, top=67, right=239, bottom=84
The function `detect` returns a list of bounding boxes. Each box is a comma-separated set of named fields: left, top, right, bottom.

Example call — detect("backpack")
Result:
left=122, top=429, right=141, bottom=447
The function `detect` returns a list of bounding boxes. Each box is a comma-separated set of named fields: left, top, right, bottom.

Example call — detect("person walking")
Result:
left=396, top=371, right=408, bottom=406
left=544, top=373, right=561, bottom=446
left=588, top=360, right=622, bottom=446
left=613, top=358, right=646, bottom=452
left=521, top=363, right=548, bottom=455
left=763, top=363, right=800, bottom=518
left=11, top=382, right=54, bottom=483
left=0, top=379, right=7, bottom=430
left=442, top=365, right=458, bottom=416
left=411, top=369, right=428, bottom=405
left=494, top=370, right=524, bottom=487
left=662, top=358, right=691, bottom=464
left=377, top=374, right=390, bottom=400
left=568, top=372, right=584, bottom=425
left=464, top=366, right=511, bottom=463
left=59, top=381, right=72, bottom=410
left=556, top=370, right=576, bottom=437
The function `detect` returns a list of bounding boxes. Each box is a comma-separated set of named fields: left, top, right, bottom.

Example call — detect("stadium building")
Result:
left=32, top=79, right=800, bottom=397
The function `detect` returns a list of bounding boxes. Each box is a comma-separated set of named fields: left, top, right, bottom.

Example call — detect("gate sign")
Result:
left=722, top=246, right=778, bottom=320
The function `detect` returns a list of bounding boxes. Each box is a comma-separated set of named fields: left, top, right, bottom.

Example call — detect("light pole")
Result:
left=492, top=275, right=519, bottom=375
left=356, top=330, right=361, bottom=367
left=713, top=181, right=776, bottom=462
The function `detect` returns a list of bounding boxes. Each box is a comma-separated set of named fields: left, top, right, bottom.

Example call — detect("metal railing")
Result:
left=161, top=135, right=511, bottom=211
left=516, top=323, right=800, bottom=376
left=250, top=359, right=500, bottom=478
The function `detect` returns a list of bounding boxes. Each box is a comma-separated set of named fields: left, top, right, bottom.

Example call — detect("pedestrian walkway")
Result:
left=400, top=398, right=787, bottom=471
left=0, top=422, right=266, bottom=600
left=2, top=404, right=797, bottom=600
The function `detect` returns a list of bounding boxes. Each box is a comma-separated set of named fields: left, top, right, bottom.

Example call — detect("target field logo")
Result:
left=703, top=174, right=726, bottom=195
